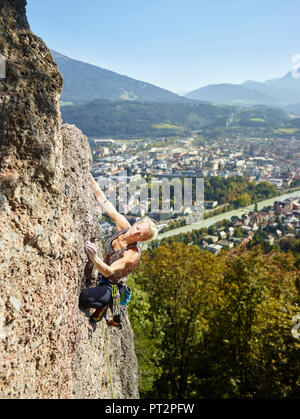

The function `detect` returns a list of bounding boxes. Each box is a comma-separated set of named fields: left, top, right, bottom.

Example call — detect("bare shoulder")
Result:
left=123, top=247, right=139, bottom=264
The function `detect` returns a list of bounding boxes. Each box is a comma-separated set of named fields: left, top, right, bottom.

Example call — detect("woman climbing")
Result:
left=79, top=174, right=158, bottom=327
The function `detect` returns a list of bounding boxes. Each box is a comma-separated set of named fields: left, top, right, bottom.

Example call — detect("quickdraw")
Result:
left=107, top=284, right=123, bottom=330
left=111, top=284, right=120, bottom=317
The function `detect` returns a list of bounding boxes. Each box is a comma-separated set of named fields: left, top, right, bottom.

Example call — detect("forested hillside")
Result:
left=61, top=99, right=292, bottom=139
left=128, top=243, right=300, bottom=399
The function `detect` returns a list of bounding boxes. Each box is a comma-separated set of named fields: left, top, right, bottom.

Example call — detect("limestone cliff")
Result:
left=0, top=0, right=139, bottom=399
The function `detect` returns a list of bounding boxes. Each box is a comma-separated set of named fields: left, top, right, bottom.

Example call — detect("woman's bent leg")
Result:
left=79, top=285, right=111, bottom=309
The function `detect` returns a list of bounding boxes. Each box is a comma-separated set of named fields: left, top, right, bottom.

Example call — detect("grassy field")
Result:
left=250, top=118, right=266, bottom=122
left=120, top=91, right=137, bottom=101
left=275, top=128, right=299, bottom=134
left=153, top=123, right=185, bottom=130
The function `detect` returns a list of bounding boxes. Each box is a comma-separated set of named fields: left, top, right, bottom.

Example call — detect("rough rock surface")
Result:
left=0, top=0, right=139, bottom=399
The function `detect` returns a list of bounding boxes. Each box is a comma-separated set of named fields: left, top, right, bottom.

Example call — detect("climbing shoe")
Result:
left=90, top=306, right=107, bottom=323
left=107, top=314, right=123, bottom=330
left=107, top=320, right=123, bottom=330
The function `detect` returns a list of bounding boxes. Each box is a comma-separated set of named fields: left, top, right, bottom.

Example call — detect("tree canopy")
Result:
left=128, top=242, right=300, bottom=398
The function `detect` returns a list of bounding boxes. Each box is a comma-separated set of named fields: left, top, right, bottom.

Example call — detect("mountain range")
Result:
left=50, top=50, right=300, bottom=138
left=185, top=73, right=300, bottom=112
left=51, top=50, right=192, bottom=105
left=51, top=50, right=300, bottom=115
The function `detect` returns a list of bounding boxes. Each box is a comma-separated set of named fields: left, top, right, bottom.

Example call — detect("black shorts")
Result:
left=79, top=284, right=112, bottom=309
left=79, top=276, right=125, bottom=309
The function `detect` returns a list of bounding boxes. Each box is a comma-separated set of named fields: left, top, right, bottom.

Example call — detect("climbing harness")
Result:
left=102, top=321, right=114, bottom=398
left=97, top=274, right=132, bottom=329
left=97, top=273, right=111, bottom=287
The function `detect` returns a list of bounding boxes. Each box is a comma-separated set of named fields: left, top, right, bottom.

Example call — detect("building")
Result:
left=207, top=244, right=223, bottom=255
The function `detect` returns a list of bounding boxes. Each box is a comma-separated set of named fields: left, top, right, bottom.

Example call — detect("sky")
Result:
left=26, top=0, right=300, bottom=94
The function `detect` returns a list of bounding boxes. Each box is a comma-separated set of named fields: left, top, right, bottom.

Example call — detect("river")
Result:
left=155, top=189, right=300, bottom=241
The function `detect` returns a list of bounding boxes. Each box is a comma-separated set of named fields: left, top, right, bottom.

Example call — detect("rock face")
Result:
left=0, top=0, right=139, bottom=399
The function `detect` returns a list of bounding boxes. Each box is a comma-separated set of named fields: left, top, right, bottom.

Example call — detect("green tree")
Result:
left=131, top=243, right=223, bottom=398
left=127, top=274, right=164, bottom=394
left=128, top=243, right=300, bottom=399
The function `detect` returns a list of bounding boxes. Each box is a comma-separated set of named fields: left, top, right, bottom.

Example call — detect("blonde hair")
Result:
left=135, top=216, right=158, bottom=243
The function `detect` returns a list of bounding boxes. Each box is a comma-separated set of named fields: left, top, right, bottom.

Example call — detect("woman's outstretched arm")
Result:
left=89, top=174, right=130, bottom=231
